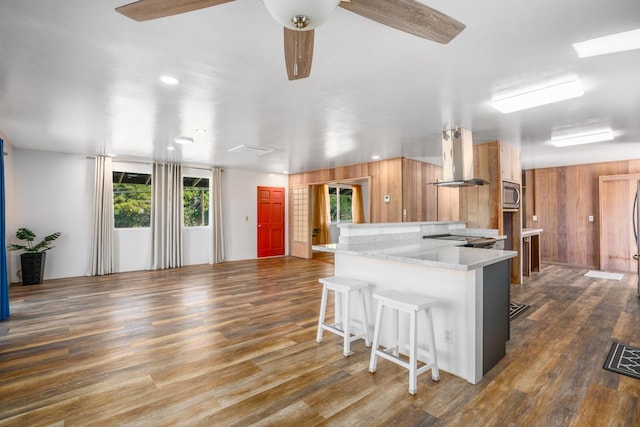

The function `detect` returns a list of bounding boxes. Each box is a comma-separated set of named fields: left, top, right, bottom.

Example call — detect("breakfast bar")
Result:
left=313, top=222, right=517, bottom=384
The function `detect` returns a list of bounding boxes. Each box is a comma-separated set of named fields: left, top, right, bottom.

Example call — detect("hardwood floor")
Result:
left=1, top=256, right=639, bottom=426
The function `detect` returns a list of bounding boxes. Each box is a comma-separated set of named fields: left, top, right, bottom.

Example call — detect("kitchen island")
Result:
left=313, top=222, right=517, bottom=384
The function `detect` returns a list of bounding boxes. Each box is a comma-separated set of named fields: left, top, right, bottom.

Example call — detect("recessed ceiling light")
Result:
left=550, top=128, right=614, bottom=147
left=160, top=75, right=180, bottom=85
left=371, top=155, right=381, bottom=160
left=195, top=128, right=207, bottom=133
left=492, top=77, right=584, bottom=113
left=282, top=170, right=289, bottom=174
left=167, top=146, right=175, bottom=151
left=174, top=136, right=194, bottom=145
left=573, top=28, right=640, bottom=58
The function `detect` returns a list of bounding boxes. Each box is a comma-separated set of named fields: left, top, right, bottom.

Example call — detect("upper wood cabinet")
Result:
left=500, top=142, right=521, bottom=183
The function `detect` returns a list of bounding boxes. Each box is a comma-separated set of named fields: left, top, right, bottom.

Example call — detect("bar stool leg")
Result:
left=359, top=289, right=371, bottom=347
left=392, top=308, right=399, bottom=357
left=425, top=307, right=440, bottom=381
left=368, top=299, right=384, bottom=373
left=343, top=290, right=351, bottom=356
left=408, top=310, right=418, bottom=395
left=316, top=286, right=328, bottom=343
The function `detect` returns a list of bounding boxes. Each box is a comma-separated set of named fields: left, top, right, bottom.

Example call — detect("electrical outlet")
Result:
left=532, top=215, right=538, bottom=222
left=444, top=329, right=453, bottom=344
left=588, top=215, right=594, bottom=222
left=384, top=195, right=390, bottom=203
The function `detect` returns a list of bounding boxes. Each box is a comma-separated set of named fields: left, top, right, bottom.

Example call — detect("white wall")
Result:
left=222, top=169, right=288, bottom=261
left=7, top=151, right=289, bottom=281
left=10, top=149, right=93, bottom=282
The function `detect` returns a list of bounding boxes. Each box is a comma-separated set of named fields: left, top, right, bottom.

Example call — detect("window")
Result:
left=329, top=186, right=353, bottom=223
left=183, top=177, right=209, bottom=227
left=113, top=172, right=151, bottom=228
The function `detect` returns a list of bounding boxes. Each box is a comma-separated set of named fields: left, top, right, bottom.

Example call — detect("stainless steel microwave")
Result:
left=503, top=181, right=520, bottom=210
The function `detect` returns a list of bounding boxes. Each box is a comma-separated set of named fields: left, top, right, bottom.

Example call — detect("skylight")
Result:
left=573, top=28, right=640, bottom=58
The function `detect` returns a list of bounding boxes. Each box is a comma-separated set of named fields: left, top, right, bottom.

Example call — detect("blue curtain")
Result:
left=1, top=138, right=10, bottom=320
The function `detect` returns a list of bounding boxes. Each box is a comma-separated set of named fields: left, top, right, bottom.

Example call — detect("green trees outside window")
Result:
left=183, top=177, right=209, bottom=227
left=113, top=172, right=210, bottom=228
left=329, top=187, right=353, bottom=223
left=113, top=172, right=151, bottom=228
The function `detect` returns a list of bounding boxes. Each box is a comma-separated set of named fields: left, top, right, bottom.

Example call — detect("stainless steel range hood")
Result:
left=432, top=128, right=488, bottom=187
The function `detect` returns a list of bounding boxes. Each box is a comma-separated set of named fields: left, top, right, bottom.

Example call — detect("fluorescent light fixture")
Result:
left=195, top=128, right=207, bottom=133
left=174, top=136, right=194, bottom=145
left=492, top=78, right=584, bottom=113
left=550, top=128, right=614, bottom=147
left=573, top=28, right=640, bottom=58
left=371, top=155, right=381, bottom=160
left=167, top=146, right=175, bottom=151
left=160, top=75, right=180, bottom=85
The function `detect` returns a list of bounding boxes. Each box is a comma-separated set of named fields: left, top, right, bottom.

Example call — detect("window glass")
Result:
left=329, top=186, right=353, bottom=223
left=112, top=172, right=152, bottom=228
left=184, top=177, right=210, bottom=226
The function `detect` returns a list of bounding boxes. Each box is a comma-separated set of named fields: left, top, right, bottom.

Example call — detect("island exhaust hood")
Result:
left=432, top=128, right=488, bottom=187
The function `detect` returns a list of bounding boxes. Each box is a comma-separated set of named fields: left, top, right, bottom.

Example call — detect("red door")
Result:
left=257, top=186, right=285, bottom=258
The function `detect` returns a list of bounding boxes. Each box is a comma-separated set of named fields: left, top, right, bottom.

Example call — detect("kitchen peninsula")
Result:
left=313, top=221, right=517, bottom=384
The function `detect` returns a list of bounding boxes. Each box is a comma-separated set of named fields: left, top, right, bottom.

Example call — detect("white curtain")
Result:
left=89, top=156, right=114, bottom=276
left=151, top=162, right=183, bottom=269
left=211, top=167, right=225, bottom=264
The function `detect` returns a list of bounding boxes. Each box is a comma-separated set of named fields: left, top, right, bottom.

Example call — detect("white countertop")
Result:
left=314, top=238, right=517, bottom=271
left=522, top=228, right=543, bottom=237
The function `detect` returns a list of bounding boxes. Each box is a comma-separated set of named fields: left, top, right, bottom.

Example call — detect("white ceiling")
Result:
left=1, top=0, right=639, bottom=174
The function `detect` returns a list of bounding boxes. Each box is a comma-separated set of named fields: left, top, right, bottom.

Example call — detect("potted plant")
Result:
left=8, top=228, right=61, bottom=285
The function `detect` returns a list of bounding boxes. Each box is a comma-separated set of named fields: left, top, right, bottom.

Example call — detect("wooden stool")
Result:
left=368, top=290, right=440, bottom=395
left=316, top=276, right=371, bottom=356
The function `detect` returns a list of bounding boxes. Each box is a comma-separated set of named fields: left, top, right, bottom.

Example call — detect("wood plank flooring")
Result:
left=1, top=256, right=639, bottom=426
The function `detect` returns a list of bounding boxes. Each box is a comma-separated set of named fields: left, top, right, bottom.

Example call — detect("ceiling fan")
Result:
left=115, top=0, right=465, bottom=80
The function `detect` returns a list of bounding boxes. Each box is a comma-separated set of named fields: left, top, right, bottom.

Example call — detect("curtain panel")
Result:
left=351, top=184, right=365, bottom=224
left=151, top=163, right=183, bottom=270
left=89, top=156, right=114, bottom=276
left=313, top=184, right=330, bottom=244
left=1, top=139, right=10, bottom=320
left=210, top=168, right=225, bottom=264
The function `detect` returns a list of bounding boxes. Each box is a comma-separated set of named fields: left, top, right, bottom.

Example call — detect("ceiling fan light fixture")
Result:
left=262, top=0, right=341, bottom=31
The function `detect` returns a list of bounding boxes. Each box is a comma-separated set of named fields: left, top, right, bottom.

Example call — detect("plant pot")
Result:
left=20, top=252, right=46, bottom=285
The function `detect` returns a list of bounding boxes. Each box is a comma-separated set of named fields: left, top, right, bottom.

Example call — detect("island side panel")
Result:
left=482, top=259, right=510, bottom=375
left=334, top=252, right=482, bottom=384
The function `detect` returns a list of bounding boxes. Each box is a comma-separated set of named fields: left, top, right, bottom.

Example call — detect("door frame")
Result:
left=598, top=173, right=640, bottom=272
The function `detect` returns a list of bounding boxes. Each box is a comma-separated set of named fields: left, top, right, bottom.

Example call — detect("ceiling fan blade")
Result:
left=284, top=28, right=314, bottom=81
left=116, top=0, right=235, bottom=22
left=339, top=0, right=465, bottom=44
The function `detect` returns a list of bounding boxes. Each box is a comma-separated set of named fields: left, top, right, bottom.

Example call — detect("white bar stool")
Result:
left=368, top=290, right=440, bottom=395
left=316, top=276, right=371, bottom=356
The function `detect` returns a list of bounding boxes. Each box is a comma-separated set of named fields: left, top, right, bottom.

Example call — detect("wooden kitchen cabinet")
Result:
left=459, top=140, right=523, bottom=284
left=500, top=143, right=521, bottom=183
